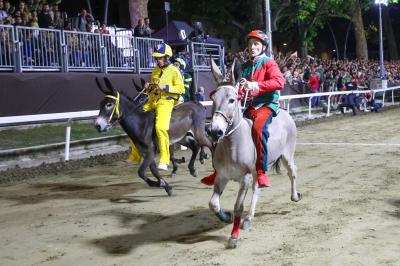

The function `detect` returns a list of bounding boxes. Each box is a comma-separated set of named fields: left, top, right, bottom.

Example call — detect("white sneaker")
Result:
left=158, top=163, right=168, bottom=171
left=180, top=145, right=188, bottom=151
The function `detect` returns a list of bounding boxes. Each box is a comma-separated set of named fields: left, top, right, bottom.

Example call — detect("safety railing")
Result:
left=190, top=41, right=224, bottom=72
left=17, top=26, right=63, bottom=72
left=0, top=25, right=15, bottom=71
left=0, top=25, right=196, bottom=74
left=63, top=30, right=102, bottom=72
left=279, top=86, right=400, bottom=118
left=103, top=33, right=136, bottom=72
left=134, top=37, right=163, bottom=73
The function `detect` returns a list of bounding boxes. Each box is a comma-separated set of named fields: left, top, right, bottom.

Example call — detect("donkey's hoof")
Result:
left=223, top=211, right=233, bottom=224
left=291, top=192, right=303, bottom=202
left=227, top=236, right=238, bottom=249
left=166, top=187, right=175, bottom=197
left=242, top=219, right=252, bottom=231
left=190, top=170, right=197, bottom=177
left=200, top=159, right=205, bottom=164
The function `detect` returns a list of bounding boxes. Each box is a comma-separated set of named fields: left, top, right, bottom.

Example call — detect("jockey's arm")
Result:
left=251, top=60, right=285, bottom=96
left=163, top=67, right=185, bottom=95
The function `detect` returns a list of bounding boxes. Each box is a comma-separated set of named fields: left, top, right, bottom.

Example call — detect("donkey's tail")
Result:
left=271, top=155, right=282, bottom=175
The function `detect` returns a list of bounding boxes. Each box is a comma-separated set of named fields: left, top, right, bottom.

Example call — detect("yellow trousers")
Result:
left=129, top=97, right=175, bottom=165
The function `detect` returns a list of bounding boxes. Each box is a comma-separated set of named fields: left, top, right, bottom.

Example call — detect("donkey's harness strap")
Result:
left=105, top=92, right=120, bottom=122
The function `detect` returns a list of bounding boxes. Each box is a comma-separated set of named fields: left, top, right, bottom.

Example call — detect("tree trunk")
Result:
left=350, top=3, right=368, bottom=59
left=128, top=0, right=149, bottom=28
left=297, top=25, right=308, bottom=58
left=382, top=7, right=398, bottom=60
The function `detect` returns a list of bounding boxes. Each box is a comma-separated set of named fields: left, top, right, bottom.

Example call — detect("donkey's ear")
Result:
left=140, top=78, right=146, bottom=88
left=103, top=77, right=116, bottom=95
left=231, top=58, right=242, bottom=85
left=132, top=79, right=142, bottom=92
left=211, top=59, right=224, bottom=85
left=95, top=77, right=111, bottom=95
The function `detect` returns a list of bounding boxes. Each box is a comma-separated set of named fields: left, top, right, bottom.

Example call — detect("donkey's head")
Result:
left=206, top=59, right=242, bottom=143
left=94, top=77, right=124, bottom=132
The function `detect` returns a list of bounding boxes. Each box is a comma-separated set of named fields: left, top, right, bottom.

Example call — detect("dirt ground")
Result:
left=0, top=108, right=399, bottom=266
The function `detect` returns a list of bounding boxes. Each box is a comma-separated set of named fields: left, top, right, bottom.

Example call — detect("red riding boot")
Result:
left=257, top=170, right=271, bottom=188
left=201, top=169, right=217, bottom=186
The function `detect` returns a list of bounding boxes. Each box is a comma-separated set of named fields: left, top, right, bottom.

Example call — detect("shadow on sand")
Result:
left=89, top=208, right=227, bottom=254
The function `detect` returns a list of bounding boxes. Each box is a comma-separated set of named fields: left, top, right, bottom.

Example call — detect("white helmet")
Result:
left=173, top=57, right=186, bottom=70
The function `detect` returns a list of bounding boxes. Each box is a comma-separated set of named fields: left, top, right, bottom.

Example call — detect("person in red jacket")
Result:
left=309, top=69, right=320, bottom=107
left=201, top=30, right=285, bottom=188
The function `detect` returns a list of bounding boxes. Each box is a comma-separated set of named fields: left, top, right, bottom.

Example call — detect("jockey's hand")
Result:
left=239, top=78, right=259, bottom=93
left=157, top=84, right=167, bottom=90
left=144, top=82, right=152, bottom=92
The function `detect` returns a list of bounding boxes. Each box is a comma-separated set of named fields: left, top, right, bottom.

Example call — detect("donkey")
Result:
left=207, top=60, right=302, bottom=248
left=131, top=79, right=209, bottom=173
left=94, top=77, right=213, bottom=196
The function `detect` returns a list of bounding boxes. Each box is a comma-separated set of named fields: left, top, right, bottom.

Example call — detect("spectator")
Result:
left=53, top=10, right=63, bottom=29
left=38, top=3, right=53, bottom=28
left=75, top=9, right=94, bottom=32
left=195, top=86, right=205, bottom=102
left=309, top=68, right=320, bottom=107
left=0, top=2, right=8, bottom=22
left=99, top=23, right=109, bottom=34
left=188, top=21, right=207, bottom=42
left=143, top=17, right=152, bottom=37
left=339, top=93, right=357, bottom=116
left=133, top=18, right=145, bottom=37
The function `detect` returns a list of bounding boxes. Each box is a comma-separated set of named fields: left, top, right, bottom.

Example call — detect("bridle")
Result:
left=104, top=92, right=121, bottom=124
left=211, top=84, right=247, bottom=137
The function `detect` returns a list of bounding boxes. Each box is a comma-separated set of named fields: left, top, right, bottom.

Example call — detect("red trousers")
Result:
left=245, top=106, right=273, bottom=172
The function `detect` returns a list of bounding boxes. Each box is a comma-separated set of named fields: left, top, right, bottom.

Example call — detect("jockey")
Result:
left=172, top=57, right=194, bottom=102
left=201, top=30, right=285, bottom=188
left=128, top=43, right=184, bottom=171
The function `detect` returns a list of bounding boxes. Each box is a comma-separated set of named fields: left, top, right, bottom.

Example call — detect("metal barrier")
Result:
left=63, top=30, right=102, bottom=72
left=103, top=33, right=135, bottom=72
left=134, top=37, right=163, bottom=73
left=0, top=25, right=224, bottom=74
left=190, top=41, right=224, bottom=72
left=0, top=25, right=15, bottom=71
left=17, top=26, right=62, bottom=71
left=279, top=86, right=400, bottom=118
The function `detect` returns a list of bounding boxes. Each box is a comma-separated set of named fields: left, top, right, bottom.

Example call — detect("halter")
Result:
left=104, top=92, right=121, bottom=123
left=211, top=85, right=244, bottom=136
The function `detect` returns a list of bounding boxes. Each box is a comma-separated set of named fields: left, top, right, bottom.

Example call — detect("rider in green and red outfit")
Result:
left=201, top=30, right=285, bottom=188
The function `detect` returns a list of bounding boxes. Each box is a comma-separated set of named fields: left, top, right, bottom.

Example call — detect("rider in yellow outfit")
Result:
left=129, top=43, right=184, bottom=171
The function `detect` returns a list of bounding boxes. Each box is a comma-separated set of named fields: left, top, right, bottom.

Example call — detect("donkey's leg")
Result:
left=228, top=175, right=251, bottom=249
left=186, top=140, right=199, bottom=177
left=243, top=173, right=260, bottom=231
left=169, top=146, right=178, bottom=178
left=138, top=156, right=159, bottom=188
left=199, top=146, right=208, bottom=164
left=209, top=177, right=232, bottom=224
left=282, top=155, right=302, bottom=202
left=149, top=161, right=174, bottom=196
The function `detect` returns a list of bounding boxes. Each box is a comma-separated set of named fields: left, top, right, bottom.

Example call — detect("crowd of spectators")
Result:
left=225, top=49, right=400, bottom=113
left=0, top=0, right=107, bottom=33
left=226, top=49, right=400, bottom=93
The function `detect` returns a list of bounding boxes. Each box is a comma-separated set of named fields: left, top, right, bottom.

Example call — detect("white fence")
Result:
left=1, top=86, right=399, bottom=161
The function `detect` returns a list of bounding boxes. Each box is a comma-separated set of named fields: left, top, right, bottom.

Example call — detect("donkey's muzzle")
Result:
left=207, top=128, right=224, bottom=142
left=94, top=124, right=102, bottom=132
